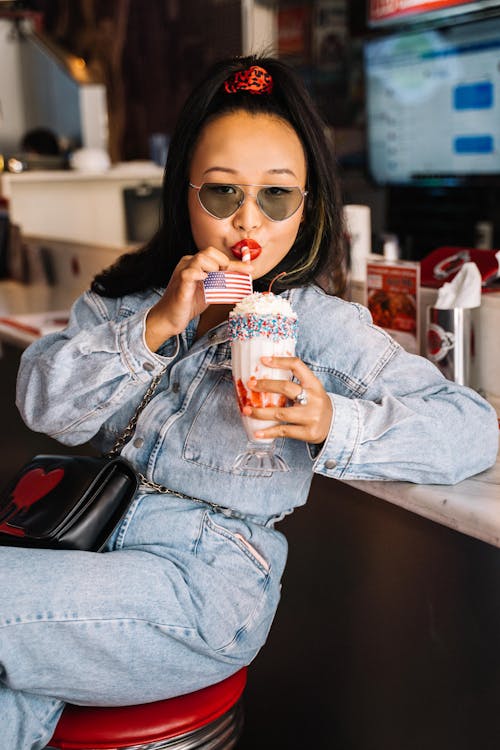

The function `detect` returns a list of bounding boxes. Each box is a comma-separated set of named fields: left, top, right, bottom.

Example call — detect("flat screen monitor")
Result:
left=368, top=0, right=500, bottom=27
left=364, top=15, right=500, bottom=185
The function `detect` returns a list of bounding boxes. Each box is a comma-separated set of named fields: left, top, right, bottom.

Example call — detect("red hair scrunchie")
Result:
left=224, top=65, right=273, bottom=95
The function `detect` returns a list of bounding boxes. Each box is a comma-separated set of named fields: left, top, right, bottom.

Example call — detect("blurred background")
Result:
left=2, top=0, right=500, bottom=260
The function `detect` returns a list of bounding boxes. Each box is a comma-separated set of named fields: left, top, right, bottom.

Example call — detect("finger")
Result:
left=249, top=378, right=309, bottom=402
left=260, top=356, right=318, bottom=386
left=248, top=376, right=295, bottom=395
left=247, top=391, right=332, bottom=444
left=191, top=249, right=230, bottom=273
left=196, top=247, right=254, bottom=275
left=254, top=423, right=315, bottom=442
left=179, top=266, right=210, bottom=284
left=224, top=259, right=255, bottom=274
left=254, top=414, right=329, bottom=443
left=244, top=403, right=311, bottom=424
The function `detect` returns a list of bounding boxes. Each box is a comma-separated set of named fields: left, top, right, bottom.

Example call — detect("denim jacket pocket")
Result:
left=194, top=512, right=271, bottom=653
left=183, top=372, right=284, bottom=477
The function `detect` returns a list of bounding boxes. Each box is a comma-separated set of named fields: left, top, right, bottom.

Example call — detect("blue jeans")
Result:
left=0, top=492, right=287, bottom=749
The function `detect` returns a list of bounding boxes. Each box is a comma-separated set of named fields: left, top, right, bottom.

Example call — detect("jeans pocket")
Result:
left=194, top=513, right=271, bottom=653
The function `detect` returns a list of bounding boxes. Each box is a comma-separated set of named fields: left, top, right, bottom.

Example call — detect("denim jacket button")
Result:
left=143, top=361, right=155, bottom=371
left=133, top=437, right=144, bottom=448
left=172, top=382, right=180, bottom=393
left=325, top=459, right=337, bottom=470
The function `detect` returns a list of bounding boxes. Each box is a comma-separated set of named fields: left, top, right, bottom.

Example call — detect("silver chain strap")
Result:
left=136, top=472, right=238, bottom=516
left=106, top=372, right=165, bottom=458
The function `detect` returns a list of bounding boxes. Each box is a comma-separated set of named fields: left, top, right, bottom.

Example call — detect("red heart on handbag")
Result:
left=12, top=467, right=65, bottom=511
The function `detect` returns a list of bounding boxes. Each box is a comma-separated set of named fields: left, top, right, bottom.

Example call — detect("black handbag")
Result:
left=0, top=372, right=163, bottom=552
left=0, top=455, right=138, bottom=551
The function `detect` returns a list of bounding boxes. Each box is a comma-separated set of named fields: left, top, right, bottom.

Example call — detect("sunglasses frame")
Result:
left=189, top=182, right=308, bottom=222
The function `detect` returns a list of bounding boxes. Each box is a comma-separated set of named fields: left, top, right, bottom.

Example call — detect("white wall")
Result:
left=0, top=19, right=108, bottom=155
left=0, top=19, right=28, bottom=153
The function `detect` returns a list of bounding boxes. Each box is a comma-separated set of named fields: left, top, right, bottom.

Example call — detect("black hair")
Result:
left=92, top=54, right=346, bottom=298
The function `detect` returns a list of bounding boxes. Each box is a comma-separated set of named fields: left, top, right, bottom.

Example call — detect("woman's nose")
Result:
left=232, top=193, right=262, bottom=231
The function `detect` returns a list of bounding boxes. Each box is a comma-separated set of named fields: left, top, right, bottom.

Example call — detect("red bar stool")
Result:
left=47, top=668, right=247, bottom=750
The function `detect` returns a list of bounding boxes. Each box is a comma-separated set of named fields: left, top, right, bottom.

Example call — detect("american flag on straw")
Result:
left=203, top=272, right=253, bottom=304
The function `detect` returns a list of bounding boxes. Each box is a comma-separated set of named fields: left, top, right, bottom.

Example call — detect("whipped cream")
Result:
left=230, top=292, right=296, bottom=319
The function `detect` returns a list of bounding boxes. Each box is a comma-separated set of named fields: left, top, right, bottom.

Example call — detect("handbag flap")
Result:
left=0, top=455, right=137, bottom=540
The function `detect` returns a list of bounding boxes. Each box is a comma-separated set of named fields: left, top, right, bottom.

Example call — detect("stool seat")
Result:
left=48, top=668, right=247, bottom=750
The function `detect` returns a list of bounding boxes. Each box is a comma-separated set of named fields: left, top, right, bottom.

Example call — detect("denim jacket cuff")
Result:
left=312, top=393, right=360, bottom=478
left=118, top=309, right=179, bottom=378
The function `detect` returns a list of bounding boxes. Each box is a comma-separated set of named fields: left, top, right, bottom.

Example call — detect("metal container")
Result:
left=426, top=307, right=473, bottom=386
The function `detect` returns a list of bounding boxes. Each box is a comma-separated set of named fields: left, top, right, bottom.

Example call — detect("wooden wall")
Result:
left=25, top=0, right=243, bottom=161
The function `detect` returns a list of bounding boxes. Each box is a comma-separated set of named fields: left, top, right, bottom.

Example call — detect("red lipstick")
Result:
left=231, top=239, right=262, bottom=261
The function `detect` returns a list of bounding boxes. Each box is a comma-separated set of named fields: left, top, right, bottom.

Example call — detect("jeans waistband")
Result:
left=138, top=473, right=273, bottom=526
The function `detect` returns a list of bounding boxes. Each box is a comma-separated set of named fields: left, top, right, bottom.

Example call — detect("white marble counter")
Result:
left=0, top=279, right=76, bottom=348
left=345, top=447, right=500, bottom=549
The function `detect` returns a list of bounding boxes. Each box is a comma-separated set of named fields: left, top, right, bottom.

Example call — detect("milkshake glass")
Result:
left=229, top=292, right=298, bottom=471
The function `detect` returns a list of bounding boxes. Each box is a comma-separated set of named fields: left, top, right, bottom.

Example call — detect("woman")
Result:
left=2, top=55, right=497, bottom=750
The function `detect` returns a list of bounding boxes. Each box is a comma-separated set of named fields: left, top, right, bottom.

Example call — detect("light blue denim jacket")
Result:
left=17, top=284, right=498, bottom=522
left=5, top=282, right=498, bottom=742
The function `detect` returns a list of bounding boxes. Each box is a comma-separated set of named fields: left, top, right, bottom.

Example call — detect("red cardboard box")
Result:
left=420, top=247, right=500, bottom=291
left=366, top=259, right=420, bottom=354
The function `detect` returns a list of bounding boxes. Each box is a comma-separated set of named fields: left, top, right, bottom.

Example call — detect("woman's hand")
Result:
left=145, top=247, right=253, bottom=351
left=244, top=356, right=334, bottom=445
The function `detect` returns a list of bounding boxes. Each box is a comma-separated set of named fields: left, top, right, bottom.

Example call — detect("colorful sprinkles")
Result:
left=228, top=313, right=298, bottom=342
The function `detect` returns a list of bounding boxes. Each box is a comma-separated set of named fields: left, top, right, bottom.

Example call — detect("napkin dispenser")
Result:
left=425, top=263, right=480, bottom=386
left=419, top=249, right=500, bottom=413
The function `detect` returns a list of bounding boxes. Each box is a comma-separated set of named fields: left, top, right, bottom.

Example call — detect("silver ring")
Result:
left=295, top=387, right=308, bottom=406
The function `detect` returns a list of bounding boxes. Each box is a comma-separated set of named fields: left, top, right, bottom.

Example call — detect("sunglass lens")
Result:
left=198, top=184, right=244, bottom=218
left=258, top=187, right=303, bottom=221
